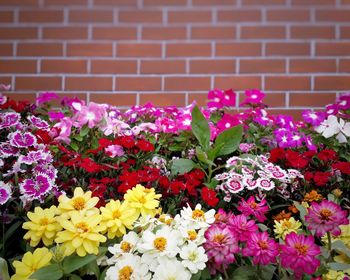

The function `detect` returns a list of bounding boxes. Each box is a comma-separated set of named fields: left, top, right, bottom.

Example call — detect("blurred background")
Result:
left=0, top=0, right=349, bottom=117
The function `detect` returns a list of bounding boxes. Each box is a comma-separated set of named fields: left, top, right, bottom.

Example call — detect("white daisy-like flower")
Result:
left=180, top=242, right=208, bottom=274
left=178, top=225, right=206, bottom=246
left=153, top=258, right=191, bottom=280
left=105, top=253, right=151, bottom=280
left=107, top=231, right=140, bottom=265
left=177, top=204, right=215, bottom=229
left=133, top=215, right=157, bottom=231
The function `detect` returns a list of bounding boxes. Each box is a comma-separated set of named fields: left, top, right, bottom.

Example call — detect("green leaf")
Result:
left=332, top=240, right=350, bottom=258
left=204, top=178, right=218, bottom=190
left=171, top=159, right=196, bottom=175
left=100, top=267, right=107, bottom=280
left=69, top=275, right=82, bottom=280
left=86, top=260, right=100, bottom=280
left=91, top=138, right=99, bottom=150
left=231, top=266, right=256, bottom=280
left=293, top=201, right=307, bottom=221
left=214, top=125, right=243, bottom=156
left=191, top=106, right=210, bottom=151
left=207, top=143, right=224, bottom=162
left=0, top=258, right=10, bottom=280
left=260, top=265, right=275, bottom=280
left=63, top=254, right=97, bottom=274
left=73, top=135, right=83, bottom=142
left=196, top=147, right=215, bottom=167
left=257, top=223, right=269, bottom=232
left=70, top=141, right=79, bottom=152
left=328, top=262, right=350, bottom=271
left=29, top=264, right=63, bottom=280
left=79, top=126, right=89, bottom=137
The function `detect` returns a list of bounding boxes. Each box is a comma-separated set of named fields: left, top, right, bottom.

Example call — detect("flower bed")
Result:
left=0, top=87, right=350, bottom=280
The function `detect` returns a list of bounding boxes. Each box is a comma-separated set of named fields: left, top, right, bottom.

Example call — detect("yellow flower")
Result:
left=22, top=206, right=62, bottom=247
left=322, top=224, right=350, bottom=248
left=100, top=200, right=138, bottom=239
left=11, top=247, right=52, bottom=280
left=58, top=187, right=99, bottom=216
left=323, top=270, right=348, bottom=280
left=55, top=211, right=107, bottom=257
left=123, top=184, right=161, bottom=218
left=274, top=217, right=302, bottom=239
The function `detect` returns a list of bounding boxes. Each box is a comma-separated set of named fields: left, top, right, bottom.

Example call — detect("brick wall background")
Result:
left=0, top=0, right=350, bottom=116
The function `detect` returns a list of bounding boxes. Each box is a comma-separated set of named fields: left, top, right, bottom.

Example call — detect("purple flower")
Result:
left=254, top=116, right=272, bottom=126
left=274, top=115, right=295, bottom=129
left=302, top=110, right=326, bottom=126
left=36, top=92, right=60, bottom=104
left=0, top=112, right=20, bottom=129
left=274, top=128, right=293, bottom=148
left=21, top=151, right=46, bottom=165
left=48, top=111, right=65, bottom=121
left=33, top=165, right=57, bottom=181
left=0, top=94, right=7, bottom=105
left=217, top=114, right=241, bottom=132
left=27, top=115, right=50, bottom=130
left=105, top=144, right=124, bottom=158
left=304, top=136, right=317, bottom=151
left=240, top=89, right=265, bottom=106
left=338, top=94, right=350, bottom=110
left=325, top=104, right=339, bottom=116
left=228, top=214, right=258, bottom=241
left=19, top=174, right=53, bottom=201
left=208, top=89, right=236, bottom=109
left=0, top=182, right=12, bottom=205
left=9, top=132, right=37, bottom=148
left=0, top=143, right=19, bottom=158
left=74, top=102, right=106, bottom=128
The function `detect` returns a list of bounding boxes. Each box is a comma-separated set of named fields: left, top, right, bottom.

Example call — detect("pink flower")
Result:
left=75, top=102, right=105, bottom=128
left=48, top=111, right=65, bottom=121
left=105, top=144, right=124, bottom=158
left=0, top=182, right=12, bottom=205
left=242, top=231, right=279, bottom=265
left=217, top=114, right=241, bottom=132
left=0, top=112, right=20, bottom=129
left=305, top=200, right=349, bottom=237
left=240, top=89, right=265, bottom=106
left=302, top=110, right=325, bottom=126
left=27, top=115, right=49, bottom=130
left=237, top=196, right=269, bottom=222
left=36, top=92, right=60, bottom=104
left=19, top=174, right=53, bottom=202
left=9, top=132, right=37, bottom=148
left=54, top=117, right=73, bottom=143
left=280, top=232, right=321, bottom=279
left=208, top=89, right=236, bottom=109
left=239, top=143, right=255, bottom=153
left=228, top=214, right=258, bottom=241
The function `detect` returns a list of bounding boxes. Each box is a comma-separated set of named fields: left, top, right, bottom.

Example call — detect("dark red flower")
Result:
left=136, top=139, right=155, bottom=152
left=269, top=148, right=285, bottom=163
left=79, top=158, right=105, bottom=173
left=304, top=171, right=314, bottom=181
left=285, top=150, right=309, bottom=169
left=303, top=150, right=317, bottom=160
left=35, top=129, right=52, bottom=144
left=116, top=136, right=135, bottom=149
left=332, top=162, right=350, bottom=175
left=317, top=149, right=338, bottom=162
left=201, top=187, right=219, bottom=207
left=158, top=176, right=170, bottom=189
left=190, top=169, right=205, bottom=180
left=313, top=172, right=331, bottom=187
left=169, top=181, right=185, bottom=195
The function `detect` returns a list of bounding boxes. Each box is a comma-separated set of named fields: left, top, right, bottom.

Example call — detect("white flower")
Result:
left=153, top=258, right=191, bottom=280
left=178, top=225, right=206, bottom=246
left=105, top=253, right=150, bottom=280
left=107, top=231, right=140, bottom=264
left=133, top=215, right=157, bottom=231
left=315, top=115, right=350, bottom=143
left=177, top=204, right=215, bottom=229
left=180, top=242, right=208, bottom=274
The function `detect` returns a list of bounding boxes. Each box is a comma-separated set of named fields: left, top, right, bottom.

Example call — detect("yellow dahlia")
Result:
left=22, top=206, right=62, bottom=247
left=273, top=217, right=302, bottom=239
left=123, top=184, right=161, bottom=218
left=58, top=187, right=99, bottom=216
left=100, top=200, right=138, bottom=239
left=55, top=211, right=107, bottom=257
left=11, top=247, right=52, bottom=280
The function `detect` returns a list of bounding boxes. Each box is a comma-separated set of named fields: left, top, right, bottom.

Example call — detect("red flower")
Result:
left=304, top=171, right=314, bottom=181
left=79, top=158, right=105, bottom=173
left=158, top=176, right=170, bottom=189
left=332, top=162, right=350, bottom=175
left=35, top=129, right=52, bottom=144
left=269, top=148, right=285, bottom=163
left=303, top=150, right=317, bottom=160
left=190, top=169, right=205, bottom=180
left=201, top=187, right=219, bottom=207
left=116, top=136, right=135, bottom=149
left=317, top=149, right=338, bottom=162
left=285, top=150, right=309, bottom=169
left=136, top=139, right=155, bottom=152
left=313, top=172, right=331, bottom=186
left=169, top=181, right=185, bottom=195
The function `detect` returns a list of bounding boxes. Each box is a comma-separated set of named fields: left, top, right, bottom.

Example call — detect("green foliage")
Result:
left=29, top=264, right=63, bottom=280
left=0, top=258, right=10, bottom=280
left=191, top=106, right=210, bottom=151
left=62, top=254, right=97, bottom=274
left=214, top=125, right=243, bottom=156
left=171, top=159, right=196, bottom=175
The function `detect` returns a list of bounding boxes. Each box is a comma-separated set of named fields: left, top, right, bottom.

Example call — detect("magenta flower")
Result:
left=20, top=174, right=53, bottom=201
left=204, top=224, right=239, bottom=266
left=53, top=117, right=73, bottom=143
left=240, top=89, right=265, bottom=106
left=305, top=200, right=349, bottom=237
left=207, top=89, right=236, bottom=109
left=75, top=102, right=105, bottom=128
left=0, top=112, right=20, bottom=129
left=239, top=143, right=255, bottom=153
left=0, top=143, right=19, bottom=157
left=105, top=144, right=124, bottom=158
left=228, top=214, right=258, bottom=241
left=0, top=181, right=12, bottom=205
left=0, top=94, right=7, bottom=105
left=338, top=94, right=350, bottom=110
left=242, top=231, right=279, bottom=265
left=27, top=116, right=49, bottom=130
left=48, top=111, right=65, bottom=121
left=325, top=104, right=339, bottom=116
left=217, top=114, right=241, bottom=132
left=274, top=115, right=295, bottom=129
left=237, top=196, right=269, bottom=222
left=21, top=151, right=45, bottom=165
left=302, top=110, right=326, bottom=126
left=9, top=132, right=37, bottom=148
left=36, top=92, right=60, bottom=104
left=280, top=232, right=321, bottom=279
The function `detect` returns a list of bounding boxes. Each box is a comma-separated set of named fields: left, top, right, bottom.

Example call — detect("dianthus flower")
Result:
left=237, top=196, right=269, bottom=222
left=305, top=200, right=349, bottom=237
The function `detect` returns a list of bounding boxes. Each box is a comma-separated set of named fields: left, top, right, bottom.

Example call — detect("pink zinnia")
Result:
left=305, top=200, right=349, bottom=237
left=228, top=214, right=258, bottom=241
left=237, top=196, right=269, bottom=222
left=242, top=231, right=279, bottom=265
left=203, top=224, right=239, bottom=266
left=280, top=232, right=321, bottom=279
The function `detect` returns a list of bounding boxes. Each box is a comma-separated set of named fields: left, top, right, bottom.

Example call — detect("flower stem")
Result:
left=327, top=231, right=333, bottom=262
left=223, top=266, right=229, bottom=280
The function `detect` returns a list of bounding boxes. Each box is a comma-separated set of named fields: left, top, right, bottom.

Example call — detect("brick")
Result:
left=168, top=11, right=212, bottom=23
left=316, top=43, right=350, bottom=56
left=93, top=0, right=137, bottom=5
left=316, top=10, right=350, bottom=21
left=239, top=92, right=286, bottom=107
left=140, top=93, right=186, bottom=107
left=16, top=77, right=62, bottom=90
left=290, top=59, right=336, bottom=73
left=291, top=0, right=335, bottom=4
left=69, top=10, right=113, bottom=22
left=44, top=0, right=87, bottom=4
left=188, top=93, right=208, bottom=106
left=267, top=109, right=303, bottom=120
left=119, top=11, right=162, bottom=23
left=0, top=27, right=37, bottom=39
left=91, top=60, right=137, bottom=74
left=265, top=76, right=310, bottom=90
left=314, top=76, right=350, bottom=90
left=214, top=76, right=261, bottom=90
left=4, top=93, right=37, bottom=102
left=65, top=77, right=112, bottom=91
left=19, top=10, right=63, bottom=22
left=0, top=60, right=37, bottom=73
left=0, top=44, right=13, bottom=56
left=340, top=26, right=350, bottom=38
left=266, top=43, right=310, bottom=56
left=191, top=27, right=236, bottom=39
left=217, top=10, right=261, bottom=22
left=142, top=27, right=187, bottom=40
left=190, top=60, right=236, bottom=73
left=17, top=43, right=63, bottom=57
left=43, top=27, right=88, bottom=39
left=216, top=43, right=261, bottom=56
left=141, top=60, right=186, bottom=74
left=0, top=11, right=13, bottom=22
left=144, top=0, right=187, bottom=5
left=289, top=93, right=336, bottom=107
left=267, top=10, right=310, bottom=21
left=240, top=59, right=285, bottom=73
left=117, top=43, right=161, bottom=57
left=341, top=0, right=350, bottom=3
left=90, top=93, right=136, bottom=106
left=193, top=0, right=236, bottom=4
left=116, top=77, right=161, bottom=91
left=241, top=26, right=285, bottom=39
left=0, top=0, right=38, bottom=6
left=41, top=60, right=87, bottom=73
left=291, top=26, right=335, bottom=39
left=93, top=27, right=137, bottom=40
left=339, top=59, right=350, bottom=72
left=242, top=0, right=286, bottom=4
left=165, top=77, right=211, bottom=90
left=67, top=43, right=113, bottom=57
left=166, top=43, right=211, bottom=57
left=0, top=77, right=11, bottom=87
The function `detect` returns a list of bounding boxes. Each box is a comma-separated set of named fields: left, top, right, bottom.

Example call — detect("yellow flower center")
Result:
left=282, top=220, right=292, bottom=228
left=154, top=237, right=167, bottom=251
left=188, top=251, right=198, bottom=262
left=192, top=209, right=205, bottom=220
left=113, top=209, right=121, bottom=219
left=320, top=209, right=333, bottom=221
left=294, top=243, right=309, bottom=256
left=165, top=218, right=173, bottom=226
left=187, top=230, right=197, bottom=241
left=119, top=265, right=133, bottom=280
left=72, top=197, right=86, bottom=210
left=138, top=196, right=146, bottom=204
left=120, top=241, right=131, bottom=253
left=39, top=218, right=49, bottom=226
left=258, top=240, right=268, bottom=249
left=76, top=222, right=89, bottom=233
left=249, top=202, right=258, bottom=209
left=158, top=215, right=166, bottom=223
left=213, top=234, right=226, bottom=244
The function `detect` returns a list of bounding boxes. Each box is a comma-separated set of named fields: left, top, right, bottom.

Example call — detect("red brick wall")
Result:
left=0, top=0, right=349, bottom=115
